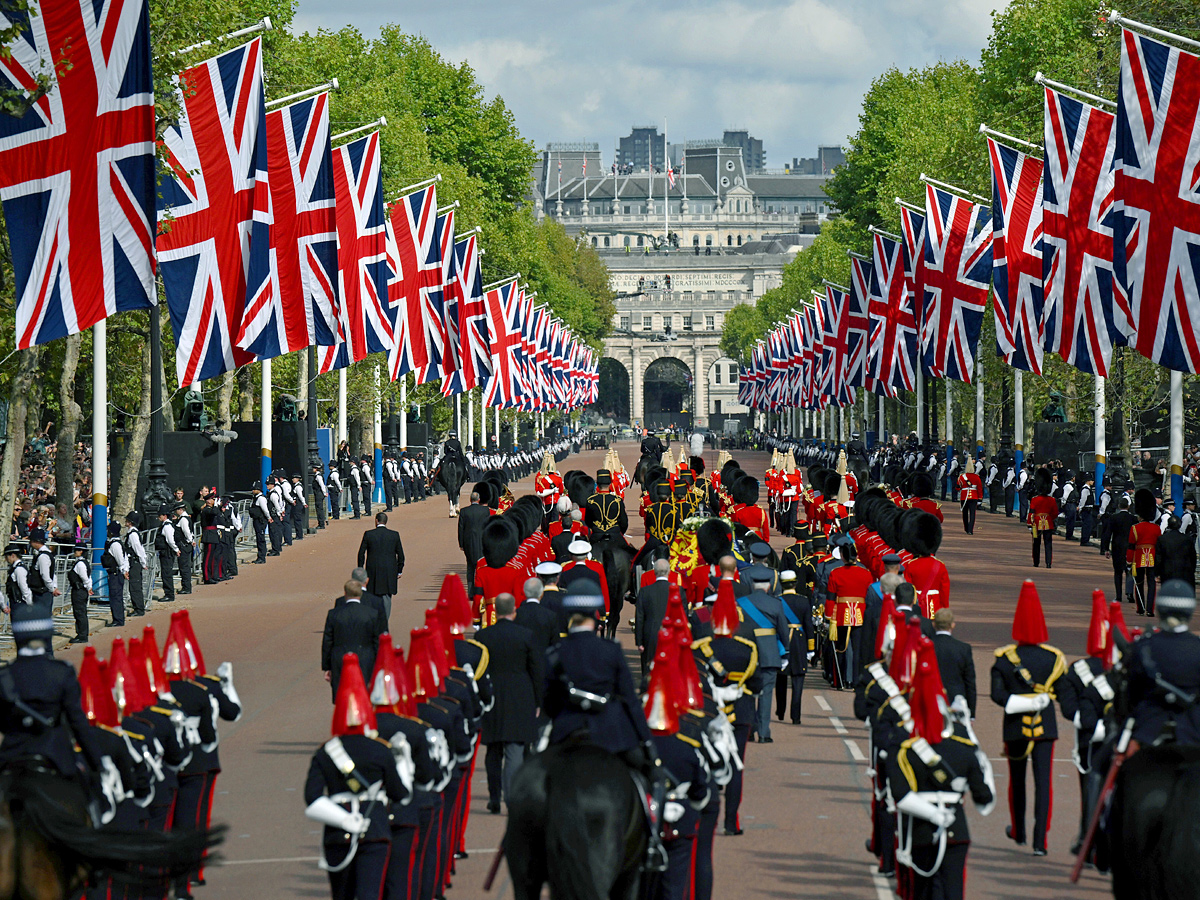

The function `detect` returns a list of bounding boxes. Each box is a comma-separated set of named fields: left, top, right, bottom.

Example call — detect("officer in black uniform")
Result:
left=67, top=540, right=90, bottom=644
left=633, top=481, right=678, bottom=570
left=692, top=581, right=760, bottom=836
left=990, top=580, right=1066, bottom=855
left=26, top=527, right=57, bottom=613
left=173, top=504, right=195, bottom=595
left=250, top=482, right=270, bottom=564
left=125, top=511, right=149, bottom=614
left=290, top=474, right=307, bottom=541
left=267, top=475, right=285, bottom=554
left=641, top=433, right=667, bottom=461
left=776, top=570, right=814, bottom=724
left=327, top=462, right=343, bottom=520
left=101, top=521, right=127, bottom=626
left=583, top=469, right=628, bottom=542
left=304, top=652, right=411, bottom=900
left=4, top=543, right=32, bottom=613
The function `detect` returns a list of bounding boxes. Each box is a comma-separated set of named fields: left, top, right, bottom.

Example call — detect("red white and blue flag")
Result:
left=921, top=183, right=992, bottom=383
left=239, top=91, right=339, bottom=360
left=482, top=280, right=524, bottom=407
left=387, top=183, right=445, bottom=382
left=321, top=130, right=392, bottom=373
left=441, top=233, right=489, bottom=394
left=1114, top=28, right=1200, bottom=373
left=846, top=258, right=873, bottom=391
left=157, top=38, right=267, bottom=385
left=0, top=0, right=157, bottom=348
left=1042, top=86, right=1126, bottom=376
left=422, top=207, right=459, bottom=385
left=988, top=137, right=1045, bottom=374
left=868, top=232, right=918, bottom=395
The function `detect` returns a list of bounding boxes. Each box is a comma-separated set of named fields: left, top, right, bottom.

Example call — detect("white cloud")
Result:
left=292, top=0, right=1007, bottom=163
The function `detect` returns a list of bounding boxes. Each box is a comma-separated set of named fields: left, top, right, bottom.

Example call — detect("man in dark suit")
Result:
left=634, top=559, right=672, bottom=676
left=515, top=576, right=560, bottom=656
left=347, top=567, right=389, bottom=633
left=457, top=491, right=490, bottom=595
left=1109, top=496, right=1138, bottom=601
left=894, top=582, right=936, bottom=639
left=474, top=593, right=541, bottom=813
left=321, top=580, right=385, bottom=700
left=1156, top=516, right=1197, bottom=587
left=932, top=608, right=976, bottom=716
left=357, top=512, right=405, bottom=619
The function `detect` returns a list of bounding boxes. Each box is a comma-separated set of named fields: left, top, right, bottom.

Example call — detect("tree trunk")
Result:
left=217, top=369, right=235, bottom=429
left=55, top=333, right=83, bottom=506
left=297, top=349, right=309, bottom=407
left=0, top=348, right=42, bottom=538
left=115, top=339, right=152, bottom=516
left=237, top=366, right=254, bottom=422
left=26, top=366, right=45, bottom=440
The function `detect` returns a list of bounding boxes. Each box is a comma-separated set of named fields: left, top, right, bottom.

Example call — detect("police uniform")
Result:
left=314, top=467, right=329, bottom=526
left=268, top=479, right=286, bottom=553
left=174, top=506, right=195, bottom=594
left=102, top=523, right=128, bottom=624
left=250, top=487, right=270, bottom=563
left=67, top=547, right=90, bottom=643
left=328, top=465, right=343, bottom=520
left=125, top=514, right=150, bottom=612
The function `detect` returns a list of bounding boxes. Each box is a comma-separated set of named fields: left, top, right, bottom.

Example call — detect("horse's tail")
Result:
left=14, top=775, right=223, bottom=885
left=1155, top=757, right=1200, bottom=899
left=544, top=749, right=631, bottom=900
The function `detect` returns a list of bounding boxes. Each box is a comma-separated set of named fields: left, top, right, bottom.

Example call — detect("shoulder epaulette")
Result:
left=465, top=638, right=489, bottom=679
left=676, top=733, right=701, bottom=749
left=994, top=643, right=1017, bottom=659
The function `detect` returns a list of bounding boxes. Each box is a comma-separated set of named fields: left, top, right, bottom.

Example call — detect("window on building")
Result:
left=692, top=235, right=699, bottom=246
left=624, top=204, right=631, bottom=214
left=591, top=236, right=597, bottom=247
left=637, top=235, right=644, bottom=247
left=623, top=235, right=630, bottom=247
left=619, top=316, right=630, bottom=331
left=737, top=235, right=743, bottom=246
left=705, top=235, right=713, bottom=246
left=715, top=400, right=722, bottom=413
left=726, top=235, right=733, bottom=246
left=604, top=236, right=610, bottom=247
left=643, top=315, right=652, bottom=330
left=683, top=315, right=692, bottom=329
left=705, top=315, right=715, bottom=330
left=714, top=366, right=722, bottom=384
left=729, top=364, right=737, bottom=382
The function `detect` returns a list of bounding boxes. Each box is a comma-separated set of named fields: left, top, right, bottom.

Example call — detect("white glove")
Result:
left=897, top=793, right=955, bottom=829
left=305, top=796, right=366, bottom=835
left=950, top=776, right=968, bottom=793
left=216, top=661, right=243, bottom=714
left=781, top=657, right=789, bottom=672
left=1004, top=693, right=1049, bottom=715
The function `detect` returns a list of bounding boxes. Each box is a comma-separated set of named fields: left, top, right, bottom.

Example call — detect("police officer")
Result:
left=101, top=521, right=128, bottom=626
left=1003, top=459, right=1017, bottom=517
left=1077, top=474, right=1097, bottom=547
left=199, top=494, right=222, bottom=584
left=267, top=476, right=286, bottom=555
left=990, top=581, right=1066, bottom=855
left=304, top=652, right=411, bottom=900
left=381, top=453, right=396, bottom=512
left=155, top=504, right=179, bottom=603
left=348, top=459, right=363, bottom=519
left=67, top=540, right=91, bottom=644
left=327, top=461, right=343, bottom=521
left=313, top=463, right=329, bottom=528
left=279, top=470, right=297, bottom=541
left=173, top=503, right=195, bottom=595
left=290, top=473, right=307, bottom=540
left=3, top=543, right=32, bottom=613
left=26, top=527, right=57, bottom=613
left=250, top=482, right=270, bottom=564
left=125, top=511, right=150, bottom=612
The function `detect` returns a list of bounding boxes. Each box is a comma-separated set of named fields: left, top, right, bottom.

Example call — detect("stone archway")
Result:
left=590, top=357, right=630, bottom=423
left=643, top=357, right=692, bottom=430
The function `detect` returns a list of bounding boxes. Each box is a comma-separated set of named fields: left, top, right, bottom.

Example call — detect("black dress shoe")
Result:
left=69, top=636, right=87, bottom=644
left=487, top=801, right=500, bottom=814
left=1033, top=847, right=1048, bottom=856
left=130, top=610, right=145, bottom=617
left=761, top=736, right=774, bottom=743
left=105, top=621, right=123, bottom=628
left=454, top=850, right=468, bottom=860
left=724, top=827, right=744, bottom=836
left=1006, top=825, right=1026, bottom=845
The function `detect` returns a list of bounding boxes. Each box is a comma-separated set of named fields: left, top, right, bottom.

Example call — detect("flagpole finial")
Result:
left=262, top=16, right=273, bottom=31
left=1034, top=71, right=1045, bottom=84
left=331, top=77, right=340, bottom=91
left=379, top=115, right=387, bottom=127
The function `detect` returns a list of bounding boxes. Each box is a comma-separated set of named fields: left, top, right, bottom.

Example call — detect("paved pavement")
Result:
left=55, top=444, right=1121, bottom=899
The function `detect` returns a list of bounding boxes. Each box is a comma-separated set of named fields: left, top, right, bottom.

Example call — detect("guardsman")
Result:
left=900, top=509, right=949, bottom=617
left=473, top=518, right=523, bottom=627
left=534, top=452, right=564, bottom=512
left=907, top=472, right=943, bottom=523
left=305, top=652, right=411, bottom=900
left=776, top=569, right=814, bottom=724
left=1028, top=468, right=1059, bottom=569
left=644, top=627, right=711, bottom=900
left=691, top=581, right=760, bottom=837
left=1128, top=488, right=1161, bottom=616
left=956, top=458, right=983, bottom=535
left=825, top=544, right=874, bottom=690
left=730, top=476, right=770, bottom=543
left=887, top=635, right=994, bottom=900
left=990, top=580, right=1066, bottom=856
left=776, top=453, right=802, bottom=538
left=199, top=493, right=222, bottom=584
left=584, top=469, right=628, bottom=541
left=1057, top=590, right=1109, bottom=856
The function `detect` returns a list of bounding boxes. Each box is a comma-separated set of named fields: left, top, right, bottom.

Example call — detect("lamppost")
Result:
left=142, top=304, right=172, bottom=520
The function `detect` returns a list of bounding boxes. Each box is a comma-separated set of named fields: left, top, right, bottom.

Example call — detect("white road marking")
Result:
left=829, top=716, right=848, bottom=735
left=871, top=866, right=897, bottom=900
left=815, top=695, right=832, bottom=712
left=218, top=850, right=499, bottom=866
left=844, top=739, right=867, bottom=762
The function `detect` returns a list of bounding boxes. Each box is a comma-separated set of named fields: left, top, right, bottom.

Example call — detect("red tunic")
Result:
left=1028, top=495, right=1059, bottom=533
left=1129, top=522, right=1161, bottom=571
left=473, top=563, right=523, bottom=625
left=957, top=474, right=984, bottom=501
left=908, top=497, right=944, bottom=523
left=731, top=504, right=771, bottom=542
left=826, top=563, right=873, bottom=627
left=904, top=555, right=950, bottom=617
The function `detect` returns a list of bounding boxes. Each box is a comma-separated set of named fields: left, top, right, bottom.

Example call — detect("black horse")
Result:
left=434, top=457, right=467, bottom=517
left=1107, top=743, right=1200, bottom=899
left=590, top=531, right=633, bottom=641
left=504, top=743, right=646, bottom=900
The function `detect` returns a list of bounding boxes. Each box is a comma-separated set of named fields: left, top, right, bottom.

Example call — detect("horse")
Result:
left=590, top=531, right=633, bottom=642
left=434, top=456, right=468, bottom=517
left=503, top=743, right=647, bottom=900
left=633, top=453, right=661, bottom=495
left=1106, top=743, right=1200, bottom=899
left=0, top=765, right=220, bottom=900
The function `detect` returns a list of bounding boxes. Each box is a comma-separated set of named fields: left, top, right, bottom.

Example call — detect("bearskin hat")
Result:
left=1134, top=487, right=1156, bottom=522
left=806, top=467, right=829, bottom=494
left=899, top=508, right=942, bottom=557
left=730, top=474, right=760, bottom=506
left=720, top=459, right=743, bottom=484
left=1034, top=467, right=1053, bottom=497
left=911, top=471, right=934, bottom=499
left=697, top=519, right=734, bottom=564
left=821, top=471, right=843, bottom=499
left=689, top=456, right=705, bottom=474
left=854, top=487, right=889, bottom=530
left=875, top=503, right=904, bottom=550
left=473, top=481, right=496, bottom=508
left=481, top=516, right=520, bottom=569
left=509, top=496, right=543, bottom=541
left=642, top=464, right=668, bottom=491
left=568, top=473, right=596, bottom=507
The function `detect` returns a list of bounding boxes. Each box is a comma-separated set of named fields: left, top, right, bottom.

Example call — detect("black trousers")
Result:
left=71, top=587, right=89, bottom=639
left=774, top=670, right=806, bottom=723
left=1005, top=739, right=1054, bottom=851
left=157, top=552, right=175, bottom=601
left=961, top=499, right=977, bottom=534
left=411, top=805, right=433, bottom=900
left=1005, top=486, right=1016, bottom=517
left=402, top=476, right=413, bottom=503
left=385, top=825, right=417, bottom=900
left=1079, top=508, right=1095, bottom=545
left=349, top=484, right=362, bottom=518
left=649, top=837, right=694, bottom=900
left=1135, top=568, right=1156, bottom=615
left=909, top=841, right=969, bottom=900
left=325, top=839, right=390, bottom=900
left=314, top=493, right=327, bottom=528
left=1113, top=556, right=1126, bottom=601
left=419, top=794, right=442, bottom=900
left=328, top=489, right=341, bottom=519
left=178, top=544, right=193, bottom=592
left=723, top=724, right=750, bottom=831
left=693, top=800, right=719, bottom=900
left=1099, top=517, right=1113, bottom=553
left=383, top=479, right=394, bottom=510
left=1032, top=531, right=1053, bottom=567
left=282, top=504, right=294, bottom=543
left=292, top=501, right=306, bottom=539
left=127, top=559, right=145, bottom=612
left=1064, top=502, right=1078, bottom=540
left=268, top=519, right=283, bottom=553
left=202, top=540, right=222, bottom=584
left=989, top=484, right=1001, bottom=513
left=223, top=537, right=237, bottom=577
left=253, top=520, right=267, bottom=561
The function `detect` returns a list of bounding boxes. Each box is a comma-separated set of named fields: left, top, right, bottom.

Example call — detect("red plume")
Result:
left=437, top=574, right=474, bottom=634
left=712, top=579, right=739, bottom=636
left=370, top=634, right=415, bottom=717
left=79, top=646, right=117, bottom=727
left=331, top=653, right=377, bottom=737
left=1086, top=590, right=1111, bottom=659
left=873, top=596, right=898, bottom=660
left=1012, top=580, right=1049, bottom=645
left=908, top=636, right=949, bottom=743
left=644, top=634, right=682, bottom=735
left=141, top=626, right=171, bottom=697
left=675, top=622, right=705, bottom=710
left=407, top=627, right=441, bottom=701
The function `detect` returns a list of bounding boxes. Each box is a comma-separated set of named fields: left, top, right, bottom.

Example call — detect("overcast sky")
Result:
left=293, top=0, right=1007, bottom=168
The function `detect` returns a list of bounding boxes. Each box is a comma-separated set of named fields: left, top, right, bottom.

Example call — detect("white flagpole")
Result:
left=399, top=375, right=408, bottom=449
left=261, top=358, right=272, bottom=486
left=1093, top=375, right=1105, bottom=490
left=91, top=320, right=107, bottom=592
left=1170, top=370, right=1184, bottom=514
left=338, top=368, right=347, bottom=446
left=468, top=390, right=475, bottom=449
left=373, top=366, right=383, bottom=505
left=975, top=357, right=985, bottom=461
left=664, top=118, right=669, bottom=243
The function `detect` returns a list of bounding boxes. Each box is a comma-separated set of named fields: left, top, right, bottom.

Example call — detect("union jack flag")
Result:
left=422, top=208, right=459, bottom=386
left=846, top=259, right=873, bottom=390
left=157, top=39, right=266, bottom=385
left=387, top=183, right=445, bottom=382
left=988, top=138, right=1045, bottom=374
left=899, top=203, right=927, bottom=348
left=238, top=91, right=339, bottom=360
left=822, top=287, right=854, bottom=406
left=921, top=183, right=992, bottom=383
left=868, top=232, right=917, bottom=396
left=1114, top=28, right=1200, bottom=373
left=1043, top=86, right=1125, bottom=376
left=441, top=233, right=489, bottom=394
left=320, top=130, right=391, bottom=374
left=482, top=280, right=524, bottom=407
left=0, top=0, right=156, bottom=348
